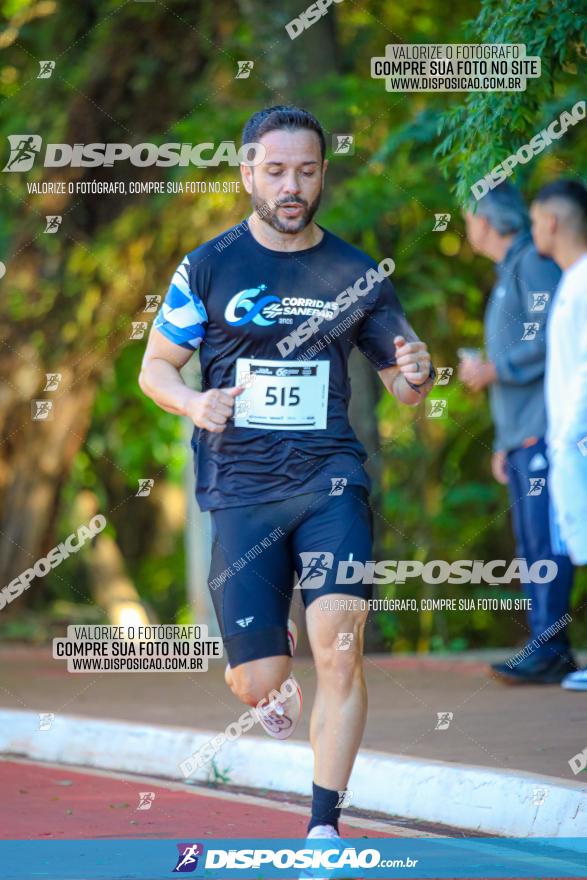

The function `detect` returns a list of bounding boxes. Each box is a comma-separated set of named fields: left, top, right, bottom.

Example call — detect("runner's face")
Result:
left=243, top=128, right=327, bottom=234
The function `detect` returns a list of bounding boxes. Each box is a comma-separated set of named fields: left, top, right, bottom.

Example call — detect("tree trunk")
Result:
left=0, top=363, right=95, bottom=593
left=73, top=491, right=154, bottom=627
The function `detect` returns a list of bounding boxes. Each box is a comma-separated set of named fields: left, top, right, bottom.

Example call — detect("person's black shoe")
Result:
left=490, top=651, right=578, bottom=684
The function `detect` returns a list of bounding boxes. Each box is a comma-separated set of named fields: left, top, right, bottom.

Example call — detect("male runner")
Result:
left=139, top=106, right=434, bottom=851
left=530, top=179, right=587, bottom=692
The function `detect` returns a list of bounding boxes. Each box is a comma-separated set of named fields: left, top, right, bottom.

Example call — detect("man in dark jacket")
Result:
left=461, top=182, right=576, bottom=684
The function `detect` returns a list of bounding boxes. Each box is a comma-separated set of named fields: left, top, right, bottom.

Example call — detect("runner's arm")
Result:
left=356, top=279, right=434, bottom=405
left=139, top=326, right=196, bottom=416
left=139, top=327, right=243, bottom=432
left=378, top=365, right=434, bottom=406
left=378, top=336, right=434, bottom=405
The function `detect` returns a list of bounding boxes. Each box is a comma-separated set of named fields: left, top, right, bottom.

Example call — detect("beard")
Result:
left=252, top=189, right=322, bottom=234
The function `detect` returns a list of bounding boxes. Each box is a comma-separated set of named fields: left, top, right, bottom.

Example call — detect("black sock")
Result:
left=308, top=782, right=343, bottom=833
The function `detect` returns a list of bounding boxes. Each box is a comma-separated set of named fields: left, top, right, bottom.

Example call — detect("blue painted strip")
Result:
left=1, top=837, right=587, bottom=879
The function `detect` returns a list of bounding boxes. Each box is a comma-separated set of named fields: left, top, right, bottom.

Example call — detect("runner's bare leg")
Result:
left=305, top=599, right=369, bottom=789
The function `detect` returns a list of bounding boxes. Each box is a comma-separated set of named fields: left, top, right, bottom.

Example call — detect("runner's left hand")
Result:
left=394, top=336, right=431, bottom=386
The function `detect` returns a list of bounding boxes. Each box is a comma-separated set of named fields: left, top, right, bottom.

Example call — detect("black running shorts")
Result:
left=208, top=486, right=373, bottom=667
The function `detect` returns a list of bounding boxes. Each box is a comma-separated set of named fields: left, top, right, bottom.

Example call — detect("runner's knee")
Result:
left=310, top=607, right=367, bottom=652
left=228, top=659, right=291, bottom=707
left=311, top=613, right=366, bottom=692
left=317, top=646, right=364, bottom=697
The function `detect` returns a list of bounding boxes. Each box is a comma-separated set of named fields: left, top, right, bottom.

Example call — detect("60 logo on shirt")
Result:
left=225, top=286, right=338, bottom=327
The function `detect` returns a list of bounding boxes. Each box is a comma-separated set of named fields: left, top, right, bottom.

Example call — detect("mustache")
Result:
left=275, top=198, right=307, bottom=208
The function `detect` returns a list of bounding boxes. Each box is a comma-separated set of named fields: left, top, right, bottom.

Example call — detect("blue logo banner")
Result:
left=1, top=837, right=587, bottom=879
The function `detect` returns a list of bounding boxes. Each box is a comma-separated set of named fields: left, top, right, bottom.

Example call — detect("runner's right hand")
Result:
left=185, top=386, right=244, bottom=433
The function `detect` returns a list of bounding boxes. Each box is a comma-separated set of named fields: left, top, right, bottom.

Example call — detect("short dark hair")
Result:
left=534, top=179, right=587, bottom=211
left=533, top=179, right=587, bottom=237
left=242, top=105, right=326, bottom=161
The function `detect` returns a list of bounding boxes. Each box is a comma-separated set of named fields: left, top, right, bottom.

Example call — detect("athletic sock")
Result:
left=308, top=782, right=343, bottom=833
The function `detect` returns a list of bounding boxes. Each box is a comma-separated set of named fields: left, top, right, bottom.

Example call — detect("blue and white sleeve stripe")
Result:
left=153, top=255, right=208, bottom=350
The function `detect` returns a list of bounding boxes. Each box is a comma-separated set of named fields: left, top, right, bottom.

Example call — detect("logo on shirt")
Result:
left=225, top=285, right=280, bottom=326
left=224, top=286, right=339, bottom=327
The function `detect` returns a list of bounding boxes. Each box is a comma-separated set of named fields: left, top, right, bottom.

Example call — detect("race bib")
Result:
left=234, top=358, right=329, bottom=430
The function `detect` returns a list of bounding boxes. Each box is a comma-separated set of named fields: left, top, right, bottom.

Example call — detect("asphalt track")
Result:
left=1, top=757, right=436, bottom=880
left=0, top=758, right=411, bottom=841
left=3, top=759, right=584, bottom=880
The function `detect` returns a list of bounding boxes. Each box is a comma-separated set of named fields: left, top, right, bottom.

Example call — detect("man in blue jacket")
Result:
left=461, top=183, right=576, bottom=684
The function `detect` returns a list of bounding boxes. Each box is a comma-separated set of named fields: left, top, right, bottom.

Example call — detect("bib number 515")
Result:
left=265, top=386, right=301, bottom=407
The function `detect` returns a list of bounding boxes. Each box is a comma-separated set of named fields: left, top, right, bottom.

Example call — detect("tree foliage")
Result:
left=436, top=0, right=586, bottom=203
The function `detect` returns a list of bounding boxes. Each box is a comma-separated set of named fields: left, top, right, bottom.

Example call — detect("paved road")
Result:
left=0, top=758, right=415, bottom=841
left=1, top=757, right=444, bottom=879
left=3, top=759, right=584, bottom=880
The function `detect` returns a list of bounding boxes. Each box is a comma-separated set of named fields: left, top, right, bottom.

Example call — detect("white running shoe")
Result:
left=227, top=618, right=302, bottom=739
left=256, top=674, right=302, bottom=740
left=256, top=619, right=300, bottom=739
left=300, top=825, right=344, bottom=880
left=561, top=669, right=587, bottom=691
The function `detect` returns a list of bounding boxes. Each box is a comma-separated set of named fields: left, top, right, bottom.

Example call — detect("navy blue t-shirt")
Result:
left=153, top=222, right=418, bottom=510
